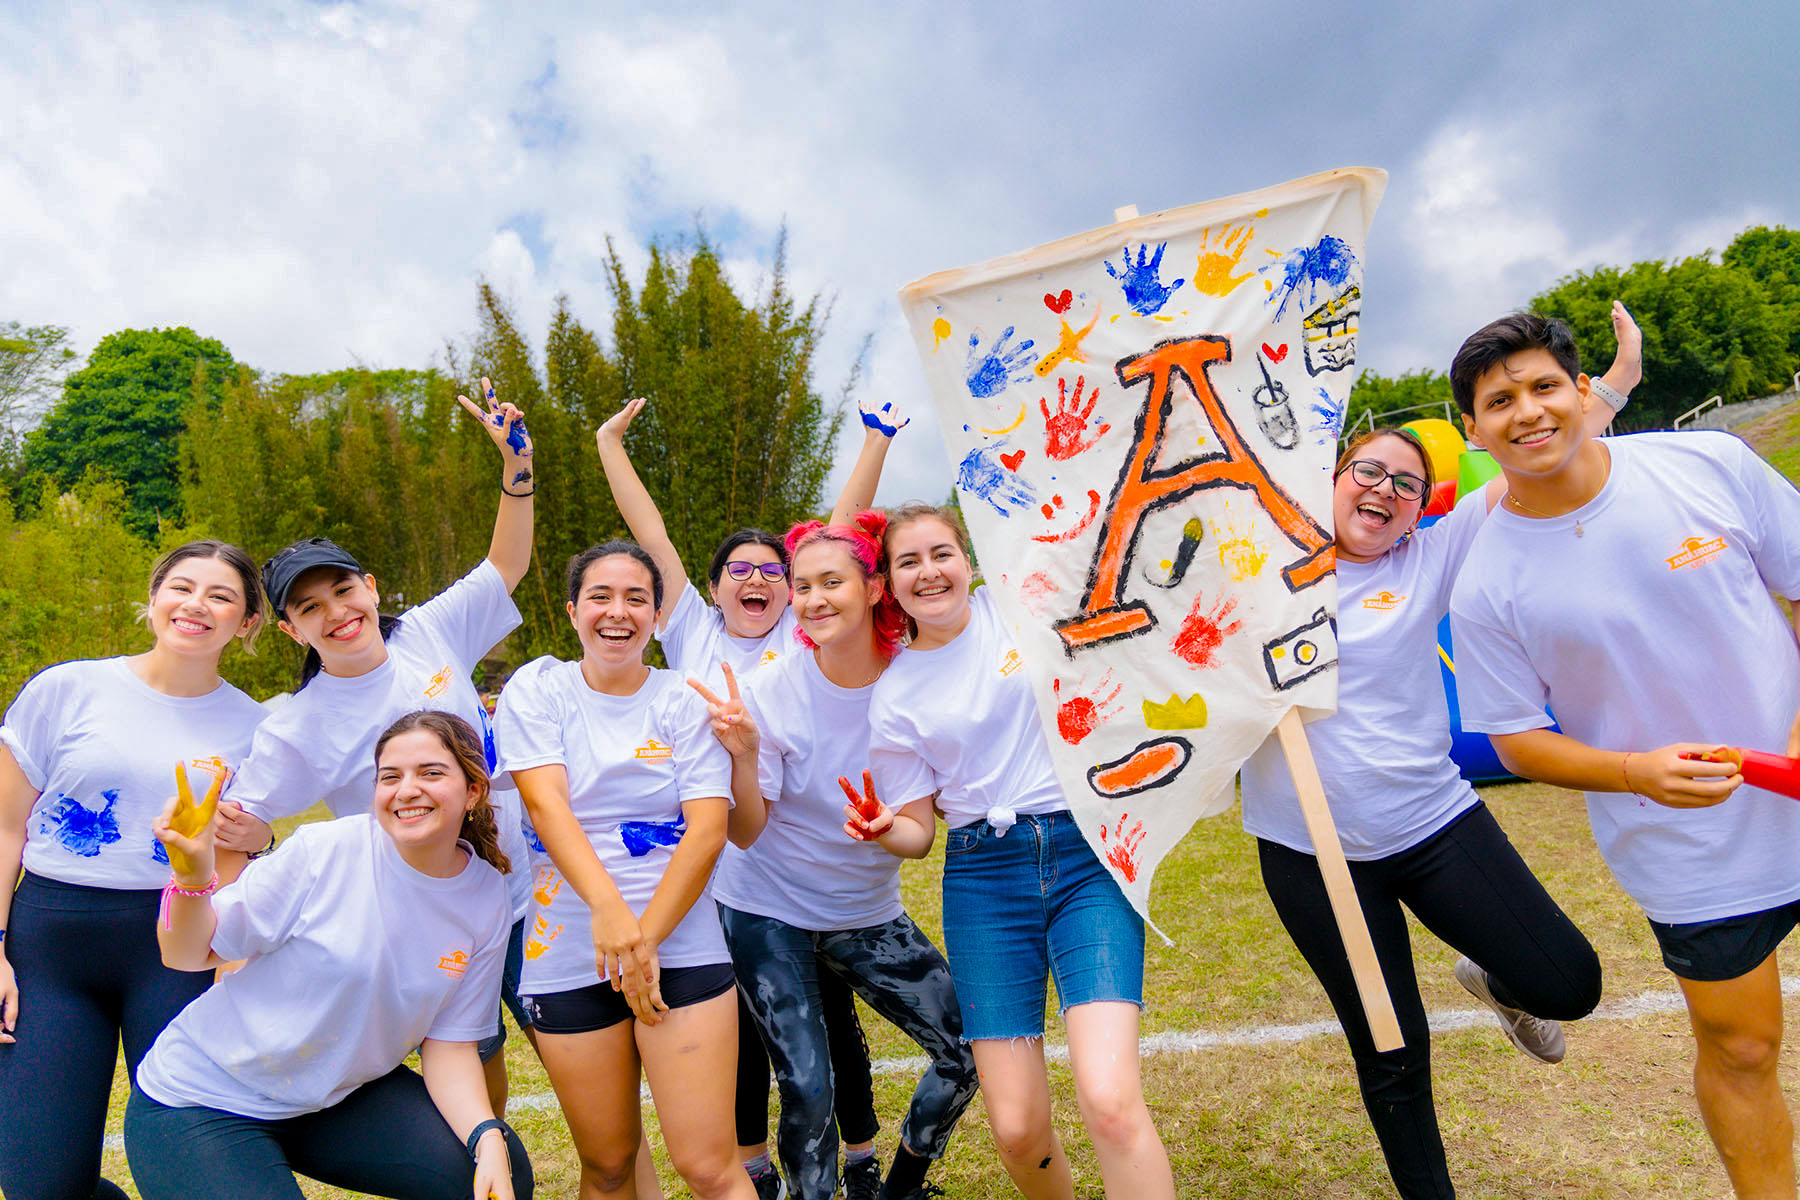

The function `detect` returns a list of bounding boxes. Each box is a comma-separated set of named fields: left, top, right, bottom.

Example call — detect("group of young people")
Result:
left=0, top=296, right=1797, bottom=1200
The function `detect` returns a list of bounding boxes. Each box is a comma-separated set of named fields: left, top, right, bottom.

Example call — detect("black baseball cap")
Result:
left=262, top=538, right=365, bottom=615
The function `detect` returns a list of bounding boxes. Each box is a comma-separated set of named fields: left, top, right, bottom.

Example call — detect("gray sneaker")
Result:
left=842, top=1154, right=882, bottom=1200
left=1455, top=956, right=1566, bottom=1064
left=748, top=1162, right=787, bottom=1200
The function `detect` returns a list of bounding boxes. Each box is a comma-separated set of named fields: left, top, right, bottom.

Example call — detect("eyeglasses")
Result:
left=1343, top=459, right=1427, bottom=502
left=723, top=560, right=788, bottom=582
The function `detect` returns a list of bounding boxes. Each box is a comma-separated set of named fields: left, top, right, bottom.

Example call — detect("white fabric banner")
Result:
left=899, top=167, right=1387, bottom=925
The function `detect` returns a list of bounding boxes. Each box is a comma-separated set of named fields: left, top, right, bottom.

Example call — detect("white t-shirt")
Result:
left=231, top=561, right=532, bottom=919
left=657, top=582, right=799, bottom=694
left=712, top=649, right=905, bottom=930
left=1450, top=432, right=1800, bottom=924
left=868, top=588, right=1067, bottom=830
left=2, top=658, right=265, bottom=890
left=136, top=814, right=508, bottom=1119
left=494, top=658, right=733, bottom=993
left=1242, top=491, right=1488, bottom=858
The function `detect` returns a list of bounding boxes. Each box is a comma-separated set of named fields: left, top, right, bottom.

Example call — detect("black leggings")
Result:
left=124, top=1066, right=533, bottom=1200
left=1258, top=804, right=1602, bottom=1200
left=0, top=873, right=213, bottom=1200
left=735, top=965, right=879, bottom=1149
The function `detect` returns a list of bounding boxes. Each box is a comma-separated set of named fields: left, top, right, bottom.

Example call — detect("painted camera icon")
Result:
left=1262, top=607, right=1339, bottom=691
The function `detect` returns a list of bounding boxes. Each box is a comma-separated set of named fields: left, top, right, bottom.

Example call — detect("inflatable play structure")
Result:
left=1403, top=418, right=1515, bottom=784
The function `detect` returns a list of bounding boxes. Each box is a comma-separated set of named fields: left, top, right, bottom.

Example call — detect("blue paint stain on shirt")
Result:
left=965, top=327, right=1037, bottom=398
left=1104, top=243, right=1185, bottom=315
left=524, top=823, right=546, bottom=853
left=480, top=708, right=500, bottom=774
left=38, top=789, right=123, bottom=858
left=1261, top=235, right=1360, bottom=321
left=957, top=444, right=1037, bottom=517
left=619, top=817, right=686, bottom=857
left=151, top=836, right=170, bottom=865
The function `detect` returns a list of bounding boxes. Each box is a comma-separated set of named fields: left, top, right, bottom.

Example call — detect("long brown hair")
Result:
left=373, top=711, right=511, bottom=875
left=880, top=502, right=978, bottom=641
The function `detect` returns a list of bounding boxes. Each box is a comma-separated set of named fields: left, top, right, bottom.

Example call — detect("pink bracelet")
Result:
left=1620, top=753, right=1636, bottom=796
left=159, top=873, right=220, bottom=931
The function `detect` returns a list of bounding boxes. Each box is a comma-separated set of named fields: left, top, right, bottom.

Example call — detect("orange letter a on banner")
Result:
left=1053, top=335, right=1333, bottom=654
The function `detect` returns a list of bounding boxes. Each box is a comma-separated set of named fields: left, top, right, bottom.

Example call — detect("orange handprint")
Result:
left=524, top=912, right=563, bottom=960
left=533, top=868, right=563, bottom=907
left=1193, top=223, right=1255, bottom=297
left=1098, top=814, right=1147, bottom=883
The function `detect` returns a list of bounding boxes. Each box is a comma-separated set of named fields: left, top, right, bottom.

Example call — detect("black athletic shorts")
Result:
left=1646, top=897, right=1800, bottom=982
left=520, top=962, right=736, bottom=1034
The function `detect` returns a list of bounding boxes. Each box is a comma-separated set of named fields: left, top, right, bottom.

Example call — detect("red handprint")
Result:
left=1098, top=814, right=1147, bottom=883
left=1041, top=374, right=1110, bottom=461
left=1052, top=672, right=1123, bottom=745
left=1172, top=592, right=1242, bottom=669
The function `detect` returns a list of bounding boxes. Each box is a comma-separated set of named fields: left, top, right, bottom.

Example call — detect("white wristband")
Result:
left=1589, top=377, right=1629, bottom=412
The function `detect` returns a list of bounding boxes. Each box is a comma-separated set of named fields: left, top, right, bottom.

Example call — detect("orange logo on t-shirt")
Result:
left=437, top=950, right=469, bottom=977
left=999, top=649, right=1024, bottom=676
left=423, top=666, right=453, bottom=698
left=1361, top=590, right=1407, bottom=611
left=634, top=739, right=674, bottom=761
left=186, top=756, right=231, bottom=785
left=1666, top=535, right=1727, bottom=570
left=758, top=649, right=780, bottom=666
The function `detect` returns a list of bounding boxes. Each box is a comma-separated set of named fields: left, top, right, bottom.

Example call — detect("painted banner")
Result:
left=899, top=168, right=1386, bottom=926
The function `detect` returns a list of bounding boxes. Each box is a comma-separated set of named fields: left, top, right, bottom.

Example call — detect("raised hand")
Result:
left=457, top=378, right=533, bottom=491
left=1105, top=242, right=1185, bottom=315
left=965, top=327, right=1038, bottom=399
left=1041, top=374, right=1110, bottom=461
left=841, top=770, right=893, bottom=842
left=596, top=396, right=647, bottom=451
left=688, top=662, right=759, bottom=760
left=155, top=764, right=221, bottom=885
left=859, top=395, right=910, bottom=438
left=1609, top=300, right=1643, bottom=392
left=1193, top=223, right=1255, bottom=297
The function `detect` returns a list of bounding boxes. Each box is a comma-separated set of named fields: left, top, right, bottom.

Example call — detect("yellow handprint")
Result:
left=524, top=913, right=563, bottom=960
left=1211, top=502, right=1270, bottom=582
left=1193, top=223, right=1256, bottom=297
left=167, top=763, right=223, bottom=878
left=533, top=868, right=563, bottom=907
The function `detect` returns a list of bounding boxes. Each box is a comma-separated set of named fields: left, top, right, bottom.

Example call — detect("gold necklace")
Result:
left=1505, top=492, right=1583, bottom=537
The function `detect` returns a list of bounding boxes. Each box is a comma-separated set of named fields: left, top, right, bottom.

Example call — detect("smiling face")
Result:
left=886, top=517, right=973, bottom=637
left=1333, top=434, right=1430, bottom=563
left=373, top=728, right=477, bottom=860
left=791, top=541, right=880, bottom=651
left=567, top=553, right=657, bottom=666
left=278, top=567, right=383, bottom=666
left=709, top=542, right=789, bottom=639
left=147, top=555, right=257, bottom=661
left=1461, top=348, right=1594, bottom=479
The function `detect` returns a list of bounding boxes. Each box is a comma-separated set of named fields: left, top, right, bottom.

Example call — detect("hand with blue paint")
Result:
left=1104, top=242, right=1186, bottom=316
left=858, top=394, right=910, bottom=439
left=457, top=376, right=535, bottom=493
left=957, top=443, right=1037, bottom=517
left=965, top=326, right=1038, bottom=399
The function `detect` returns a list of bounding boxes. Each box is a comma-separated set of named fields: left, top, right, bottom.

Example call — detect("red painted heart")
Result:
left=1262, top=342, right=1288, bottom=363
left=1000, top=450, right=1026, bottom=471
left=1044, top=290, right=1073, bottom=314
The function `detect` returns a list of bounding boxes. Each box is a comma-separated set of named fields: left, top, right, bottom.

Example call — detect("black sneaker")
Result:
left=842, top=1154, right=882, bottom=1200
left=885, top=1184, right=946, bottom=1200
left=748, top=1163, right=787, bottom=1200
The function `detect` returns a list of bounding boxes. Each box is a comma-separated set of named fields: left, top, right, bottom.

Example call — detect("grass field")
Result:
left=1737, top=397, right=1800, bottom=486
left=81, top=778, right=1796, bottom=1199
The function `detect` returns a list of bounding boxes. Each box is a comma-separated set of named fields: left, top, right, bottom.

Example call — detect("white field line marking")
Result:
left=104, top=977, right=1799, bottom=1143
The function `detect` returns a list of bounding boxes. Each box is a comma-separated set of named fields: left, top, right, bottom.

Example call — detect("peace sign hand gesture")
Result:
left=457, top=377, right=534, bottom=490
left=688, top=662, right=759, bottom=760
left=840, top=770, right=893, bottom=842
left=155, top=763, right=222, bottom=886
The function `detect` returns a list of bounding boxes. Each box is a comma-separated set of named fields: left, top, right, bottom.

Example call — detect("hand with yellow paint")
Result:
left=154, top=763, right=222, bottom=886
left=1193, top=223, right=1255, bottom=297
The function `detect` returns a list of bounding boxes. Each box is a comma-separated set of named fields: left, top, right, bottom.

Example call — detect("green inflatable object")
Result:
left=1456, top=449, right=1502, bottom=500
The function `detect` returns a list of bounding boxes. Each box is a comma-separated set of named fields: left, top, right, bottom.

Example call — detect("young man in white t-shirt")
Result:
left=1446, top=311, right=1800, bottom=1198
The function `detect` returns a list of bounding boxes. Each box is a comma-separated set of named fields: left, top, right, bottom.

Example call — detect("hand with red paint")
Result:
left=1627, top=743, right=1743, bottom=808
left=840, top=770, right=893, bottom=842
left=688, top=663, right=758, bottom=761
left=1040, top=374, right=1109, bottom=461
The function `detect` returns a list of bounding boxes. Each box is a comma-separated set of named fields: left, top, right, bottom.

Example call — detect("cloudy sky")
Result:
left=3, top=0, right=1793, bottom=502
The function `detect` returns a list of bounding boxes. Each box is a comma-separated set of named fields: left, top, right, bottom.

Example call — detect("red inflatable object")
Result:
left=1685, top=747, right=1800, bottom=800
left=1423, top=479, right=1458, bottom=517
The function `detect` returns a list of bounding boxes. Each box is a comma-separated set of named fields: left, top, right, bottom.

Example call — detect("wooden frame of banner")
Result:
left=1277, top=707, right=1404, bottom=1050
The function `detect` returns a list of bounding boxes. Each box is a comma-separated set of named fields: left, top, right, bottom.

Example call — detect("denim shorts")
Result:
left=940, top=809, right=1144, bottom=1040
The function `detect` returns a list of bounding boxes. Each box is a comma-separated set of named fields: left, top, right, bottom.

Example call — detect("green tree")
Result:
left=1722, top=225, right=1800, bottom=371
left=0, top=323, right=78, bottom=494
left=1532, top=257, right=1790, bottom=430
left=1343, top=368, right=1456, bottom=439
left=25, top=326, right=239, bottom=534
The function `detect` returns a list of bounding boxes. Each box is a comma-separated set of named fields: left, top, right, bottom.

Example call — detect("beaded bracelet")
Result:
left=1620, top=752, right=1636, bottom=796
left=159, top=873, right=220, bottom=931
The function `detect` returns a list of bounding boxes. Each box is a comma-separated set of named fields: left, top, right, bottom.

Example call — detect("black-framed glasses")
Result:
left=724, top=560, right=788, bottom=582
left=1343, top=459, right=1427, bottom=502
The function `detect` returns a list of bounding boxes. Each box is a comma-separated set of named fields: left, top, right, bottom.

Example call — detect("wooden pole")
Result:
left=1275, top=707, right=1404, bottom=1051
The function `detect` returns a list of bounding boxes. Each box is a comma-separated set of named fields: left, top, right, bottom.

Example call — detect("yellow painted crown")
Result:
left=1142, top=693, right=1208, bottom=730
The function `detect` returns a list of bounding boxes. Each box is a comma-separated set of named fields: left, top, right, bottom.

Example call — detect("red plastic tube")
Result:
left=1686, top=747, right=1800, bottom=800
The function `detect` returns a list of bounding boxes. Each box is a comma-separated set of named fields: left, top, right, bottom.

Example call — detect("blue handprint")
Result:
left=39, top=789, right=123, bottom=858
left=1260, top=235, right=1359, bottom=321
left=1309, top=385, right=1346, bottom=442
left=957, top=444, right=1037, bottom=517
left=965, top=327, right=1038, bottom=399
left=1104, top=243, right=1185, bottom=316
left=620, top=816, right=686, bottom=857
